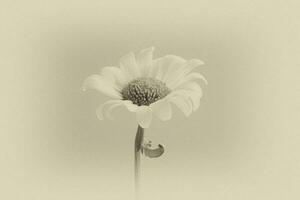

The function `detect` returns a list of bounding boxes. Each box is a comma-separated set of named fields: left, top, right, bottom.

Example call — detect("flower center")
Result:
left=121, top=77, right=171, bottom=106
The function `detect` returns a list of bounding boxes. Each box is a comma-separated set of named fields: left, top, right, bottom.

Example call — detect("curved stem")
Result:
left=134, top=125, right=144, bottom=200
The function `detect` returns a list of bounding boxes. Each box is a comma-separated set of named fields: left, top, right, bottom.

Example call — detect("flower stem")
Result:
left=134, top=125, right=144, bottom=200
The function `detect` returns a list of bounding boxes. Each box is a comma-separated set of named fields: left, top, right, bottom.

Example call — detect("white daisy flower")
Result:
left=82, top=47, right=207, bottom=128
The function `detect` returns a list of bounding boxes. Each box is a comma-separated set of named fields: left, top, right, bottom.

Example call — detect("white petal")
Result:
left=177, top=81, right=203, bottom=97
left=82, top=74, right=121, bottom=99
left=123, top=100, right=139, bottom=112
left=187, top=73, right=208, bottom=84
left=120, top=52, right=139, bottom=80
left=96, top=100, right=123, bottom=120
left=172, top=89, right=201, bottom=111
left=189, top=92, right=201, bottom=111
left=96, top=100, right=139, bottom=120
left=148, top=57, right=162, bottom=78
left=105, top=103, right=125, bottom=120
left=150, top=99, right=172, bottom=121
left=101, top=66, right=128, bottom=88
left=150, top=55, right=185, bottom=80
left=161, top=55, right=187, bottom=82
left=167, top=94, right=193, bottom=117
left=136, top=106, right=153, bottom=128
left=171, top=72, right=208, bottom=89
left=137, top=47, right=154, bottom=76
left=152, top=57, right=165, bottom=80
left=166, top=60, right=205, bottom=88
left=188, top=59, right=205, bottom=67
left=174, top=89, right=202, bottom=111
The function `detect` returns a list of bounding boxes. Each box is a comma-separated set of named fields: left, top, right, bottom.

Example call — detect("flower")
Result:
left=82, top=47, right=207, bottom=128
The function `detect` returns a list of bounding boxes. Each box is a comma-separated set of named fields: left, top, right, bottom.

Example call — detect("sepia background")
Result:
left=1, top=0, right=300, bottom=199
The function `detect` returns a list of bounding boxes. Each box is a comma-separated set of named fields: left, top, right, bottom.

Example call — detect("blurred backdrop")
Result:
left=0, top=0, right=299, bottom=199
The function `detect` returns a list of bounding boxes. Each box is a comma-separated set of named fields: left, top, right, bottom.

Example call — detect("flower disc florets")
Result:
left=121, top=77, right=171, bottom=106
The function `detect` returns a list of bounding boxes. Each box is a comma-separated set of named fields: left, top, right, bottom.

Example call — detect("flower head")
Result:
left=82, top=47, right=207, bottom=128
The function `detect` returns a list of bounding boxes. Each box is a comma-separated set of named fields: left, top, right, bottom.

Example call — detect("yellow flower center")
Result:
left=121, top=77, right=171, bottom=106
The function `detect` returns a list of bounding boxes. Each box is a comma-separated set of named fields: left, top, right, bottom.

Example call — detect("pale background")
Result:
left=1, top=0, right=300, bottom=199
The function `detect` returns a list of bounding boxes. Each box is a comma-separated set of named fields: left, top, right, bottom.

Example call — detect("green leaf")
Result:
left=141, top=140, right=165, bottom=158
